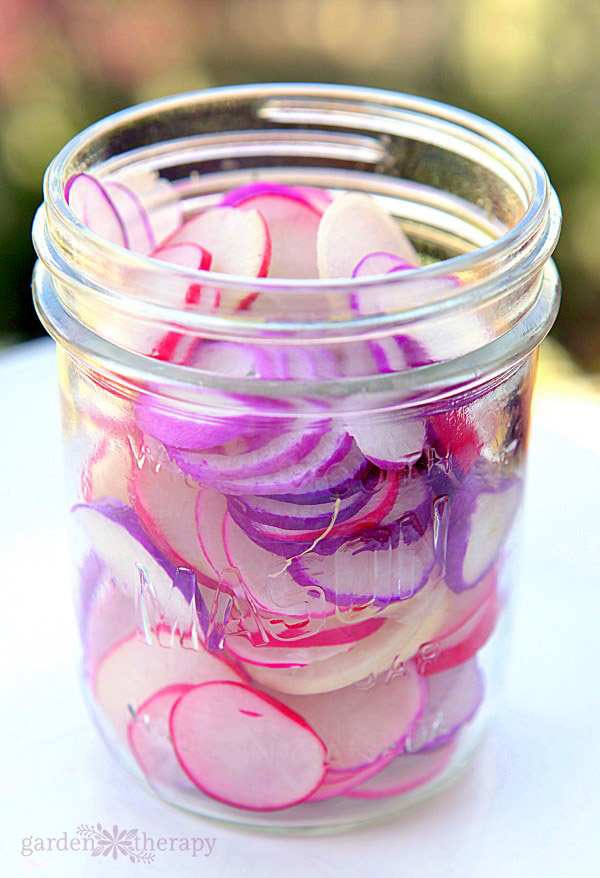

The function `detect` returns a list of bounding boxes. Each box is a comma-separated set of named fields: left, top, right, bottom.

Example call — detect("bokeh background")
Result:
left=1, top=0, right=599, bottom=376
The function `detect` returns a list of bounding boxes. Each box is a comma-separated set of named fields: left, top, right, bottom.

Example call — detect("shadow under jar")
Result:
left=32, top=84, right=561, bottom=830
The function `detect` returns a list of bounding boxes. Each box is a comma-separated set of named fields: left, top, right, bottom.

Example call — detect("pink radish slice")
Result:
left=346, top=740, right=456, bottom=799
left=84, top=580, right=135, bottom=671
left=239, top=579, right=447, bottom=694
left=93, top=628, right=243, bottom=744
left=104, top=181, right=155, bottom=253
left=405, top=659, right=483, bottom=753
left=417, top=574, right=499, bottom=676
left=80, top=435, right=132, bottom=505
left=165, top=206, right=271, bottom=277
left=128, top=684, right=196, bottom=791
left=170, top=681, right=327, bottom=811
left=65, top=173, right=127, bottom=247
left=263, top=615, right=385, bottom=648
left=71, top=500, right=192, bottom=625
left=225, top=191, right=321, bottom=278
left=148, top=242, right=213, bottom=363
left=196, top=489, right=231, bottom=577
left=221, top=181, right=322, bottom=210
left=308, top=749, right=399, bottom=802
left=225, top=635, right=353, bottom=668
left=223, top=511, right=334, bottom=619
left=317, top=192, right=419, bottom=278
left=275, top=661, right=423, bottom=773
left=131, top=445, right=217, bottom=586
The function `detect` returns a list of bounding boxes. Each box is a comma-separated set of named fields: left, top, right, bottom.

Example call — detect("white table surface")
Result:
left=1, top=338, right=599, bottom=877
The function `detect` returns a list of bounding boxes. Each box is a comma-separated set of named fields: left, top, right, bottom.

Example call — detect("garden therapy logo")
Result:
left=21, top=823, right=216, bottom=861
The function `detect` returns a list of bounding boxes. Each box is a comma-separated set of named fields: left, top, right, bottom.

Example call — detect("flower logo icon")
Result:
left=77, top=824, right=155, bottom=863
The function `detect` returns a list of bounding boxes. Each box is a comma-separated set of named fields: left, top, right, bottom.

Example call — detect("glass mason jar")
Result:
left=32, top=84, right=561, bottom=830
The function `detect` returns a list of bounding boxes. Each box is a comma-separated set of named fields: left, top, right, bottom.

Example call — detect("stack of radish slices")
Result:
left=68, top=171, right=524, bottom=812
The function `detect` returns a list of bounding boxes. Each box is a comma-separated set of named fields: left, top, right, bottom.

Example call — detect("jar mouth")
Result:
left=33, top=83, right=561, bottom=394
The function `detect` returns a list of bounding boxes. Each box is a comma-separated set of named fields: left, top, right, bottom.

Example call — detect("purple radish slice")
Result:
left=317, top=192, right=419, bottom=279
left=93, top=627, right=244, bottom=743
left=404, top=658, right=484, bottom=753
left=71, top=499, right=192, bottom=624
left=164, top=206, right=271, bottom=278
left=134, top=398, right=254, bottom=452
left=176, top=429, right=359, bottom=497
left=225, top=635, right=353, bottom=668
left=352, top=251, right=415, bottom=278
left=275, top=661, right=423, bottom=773
left=65, top=173, right=127, bottom=247
left=260, top=446, right=374, bottom=505
left=131, top=444, right=217, bottom=587
left=444, top=465, right=522, bottom=593
left=128, top=684, right=196, bottom=791
left=346, top=739, right=456, bottom=799
left=223, top=190, right=321, bottom=278
left=228, top=485, right=373, bottom=533
left=104, top=180, right=155, bottom=253
left=169, top=681, right=327, bottom=811
left=171, top=428, right=324, bottom=483
left=234, top=468, right=399, bottom=548
left=222, top=511, right=334, bottom=619
left=238, top=579, right=447, bottom=694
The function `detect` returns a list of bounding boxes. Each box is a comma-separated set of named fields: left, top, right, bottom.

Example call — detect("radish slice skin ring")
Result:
left=346, top=740, right=456, bottom=799
left=170, top=681, right=328, bottom=811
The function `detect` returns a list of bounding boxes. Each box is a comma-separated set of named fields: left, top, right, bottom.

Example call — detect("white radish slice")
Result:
left=93, top=628, right=243, bottom=744
left=317, top=192, right=419, bottom=278
left=229, top=192, right=321, bottom=278
left=196, top=489, right=230, bottom=577
left=104, top=180, right=155, bottom=253
left=65, top=173, right=127, bottom=246
left=239, top=579, right=447, bottom=694
left=131, top=447, right=217, bottom=586
left=71, top=500, right=190, bottom=624
left=225, top=635, right=353, bottom=668
left=165, top=206, right=271, bottom=277
left=276, top=661, right=423, bottom=773
left=346, top=740, right=456, bottom=799
left=347, top=415, right=425, bottom=469
left=109, top=170, right=183, bottom=247
left=128, top=684, right=196, bottom=791
left=417, top=569, right=498, bottom=676
left=170, top=681, right=327, bottom=810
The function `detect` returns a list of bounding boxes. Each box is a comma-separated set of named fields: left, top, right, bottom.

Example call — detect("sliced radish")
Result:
left=224, top=190, right=321, bottom=278
left=352, top=251, right=414, bottom=278
left=93, top=628, right=243, bottom=743
left=131, top=445, right=217, bottom=587
left=80, top=434, right=132, bottom=505
left=104, top=180, right=155, bottom=253
left=417, top=570, right=498, bottom=675
left=239, top=580, right=447, bottom=694
left=307, top=750, right=398, bottom=802
left=71, top=500, right=191, bottom=624
left=170, top=681, right=327, bottom=810
left=444, top=467, right=522, bottom=593
left=128, top=684, right=196, bottom=791
left=405, top=659, right=483, bottom=753
left=65, top=173, right=127, bottom=247
left=222, top=510, right=334, bottom=619
left=165, top=206, right=271, bottom=277
left=347, top=415, right=425, bottom=470
left=346, top=740, right=456, bottom=799
left=225, top=635, right=353, bottom=668
left=317, top=192, right=419, bottom=278
left=276, top=661, right=423, bottom=773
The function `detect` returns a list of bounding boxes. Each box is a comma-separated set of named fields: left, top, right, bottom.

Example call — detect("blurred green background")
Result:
left=1, top=0, right=599, bottom=371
